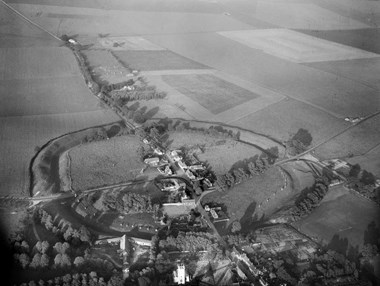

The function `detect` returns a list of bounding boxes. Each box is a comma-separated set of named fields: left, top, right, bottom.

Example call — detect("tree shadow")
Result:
left=327, top=234, right=349, bottom=256
left=364, top=221, right=380, bottom=246
left=239, top=202, right=266, bottom=233
left=295, top=186, right=314, bottom=205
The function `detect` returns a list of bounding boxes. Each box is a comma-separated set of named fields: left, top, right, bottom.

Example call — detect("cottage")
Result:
left=144, top=157, right=160, bottom=166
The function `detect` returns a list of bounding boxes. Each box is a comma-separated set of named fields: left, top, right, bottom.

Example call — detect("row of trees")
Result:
left=102, top=191, right=160, bottom=217
left=215, top=156, right=271, bottom=191
left=37, top=209, right=93, bottom=245
left=158, top=231, right=220, bottom=253
left=290, top=177, right=329, bottom=221
left=347, top=164, right=379, bottom=204
left=18, top=272, right=124, bottom=286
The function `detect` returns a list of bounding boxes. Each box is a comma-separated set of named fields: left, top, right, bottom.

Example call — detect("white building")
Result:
left=173, top=264, right=190, bottom=285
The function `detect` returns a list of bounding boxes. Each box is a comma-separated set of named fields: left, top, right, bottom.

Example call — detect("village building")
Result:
left=144, top=157, right=160, bottom=166
left=173, top=263, right=190, bottom=285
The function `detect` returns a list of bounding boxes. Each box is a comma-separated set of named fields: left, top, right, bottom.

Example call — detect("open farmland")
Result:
left=98, top=36, right=164, bottom=51
left=0, top=110, right=118, bottom=196
left=315, top=114, right=380, bottom=159
left=0, top=76, right=104, bottom=117
left=0, top=46, right=80, bottom=80
left=293, top=185, right=380, bottom=251
left=69, top=136, right=145, bottom=190
left=113, top=50, right=208, bottom=71
left=162, top=74, right=258, bottom=115
left=346, top=145, right=380, bottom=177
left=197, top=141, right=262, bottom=175
left=81, top=49, right=131, bottom=84
left=202, top=167, right=286, bottom=232
left=232, top=99, right=349, bottom=144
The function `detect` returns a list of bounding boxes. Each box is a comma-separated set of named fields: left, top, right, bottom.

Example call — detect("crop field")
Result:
left=306, top=58, right=380, bottom=91
left=0, top=110, right=118, bottom=196
left=146, top=32, right=379, bottom=118
left=112, top=50, right=208, bottom=71
left=315, top=114, right=380, bottom=159
left=251, top=2, right=370, bottom=30
left=69, top=136, right=145, bottom=190
left=81, top=49, right=130, bottom=84
left=297, top=29, right=380, bottom=55
left=162, top=74, right=257, bottom=114
left=218, top=29, right=379, bottom=63
left=197, top=141, right=262, bottom=175
left=233, top=99, right=349, bottom=144
left=98, top=36, right=164, bottom=51
left=293, top=186, right=380, bottom=251
left=0, top=47, right=80, bottom=80
left=202, top=167, right=285, bottom=231
left=0, top=76, right=104, bottom=116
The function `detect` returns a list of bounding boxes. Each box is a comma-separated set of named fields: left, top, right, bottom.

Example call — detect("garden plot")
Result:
left=218, top=29, right=380, bottom=63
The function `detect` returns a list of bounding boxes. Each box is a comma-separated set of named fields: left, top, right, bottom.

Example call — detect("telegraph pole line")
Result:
left=0, top=0, right=62, bottom=42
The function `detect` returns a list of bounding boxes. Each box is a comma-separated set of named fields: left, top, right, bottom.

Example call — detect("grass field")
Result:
left=113, top=50, right=208, bottom=71
left=0, top=76, right=104, bottom=116
left=162, top=74, right=258, bottom=114
left=346, top=145, right=380, bottom=177
left=69, top=136, right=145, bottom=190
left=82, top=49, right=130, bottom=84
left=202, top=167, right=285, bottom=232
left=315, top=114, right=380, bottom=159
left=233, top=99, right=349, bottom=144
left=197, top=141, right=262, bottom=175
left=293, top=185, right=380, bottom=251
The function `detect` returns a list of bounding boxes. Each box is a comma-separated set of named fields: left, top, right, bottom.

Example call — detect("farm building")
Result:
left=144, top=157, right=160, bottom=166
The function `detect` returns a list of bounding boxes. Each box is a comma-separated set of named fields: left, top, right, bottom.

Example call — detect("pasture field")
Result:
left=0, top=110, right=118, bottom=197
left=146, top=32, right=379, bottom=118
left=346, top=145, right=380, bottom=177
left=306, top=57, right=380, bottom=91
left=0, top=76, right=104, bottom=117
left=232, top=99, right=349, bottom=144
left=218, top=29, right=379, bottom=63
left=293, top=185, right=380, bottom=251
left=112, top=50, right=208, bottom=71
left=0, top=47, right=80, bottom=80
left=162, top=74, right=257, bottom=114
left=202, top=167, right=285, bottom=232
left=81, top=49, right=130, bottom=84
left=315, top=114, right=380, bottom=159
left=197, top=141, right=262, bottom=175
left=69, top=135, right=145, bottom=190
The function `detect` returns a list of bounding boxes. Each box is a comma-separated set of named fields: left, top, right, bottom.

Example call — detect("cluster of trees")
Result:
left=102, top=191, right=160, bottom=216
left=158, top=231, right=220, bottom=253
left=215, top=156, right=271, bottom=191
left=290, top=177, right=329, bottom=221
left=19, top=272, right=124, bottom=286
left=82, top=127, right=108, bottom=144
left=348, top=164, right=379, bottom=203
left=37, top=209, right=93, bottom=245
left=111, top=84, right=166, bottom=102
left=286, top=128, right=313, bottom=156
left=301, top=249, right=358, bottom=284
